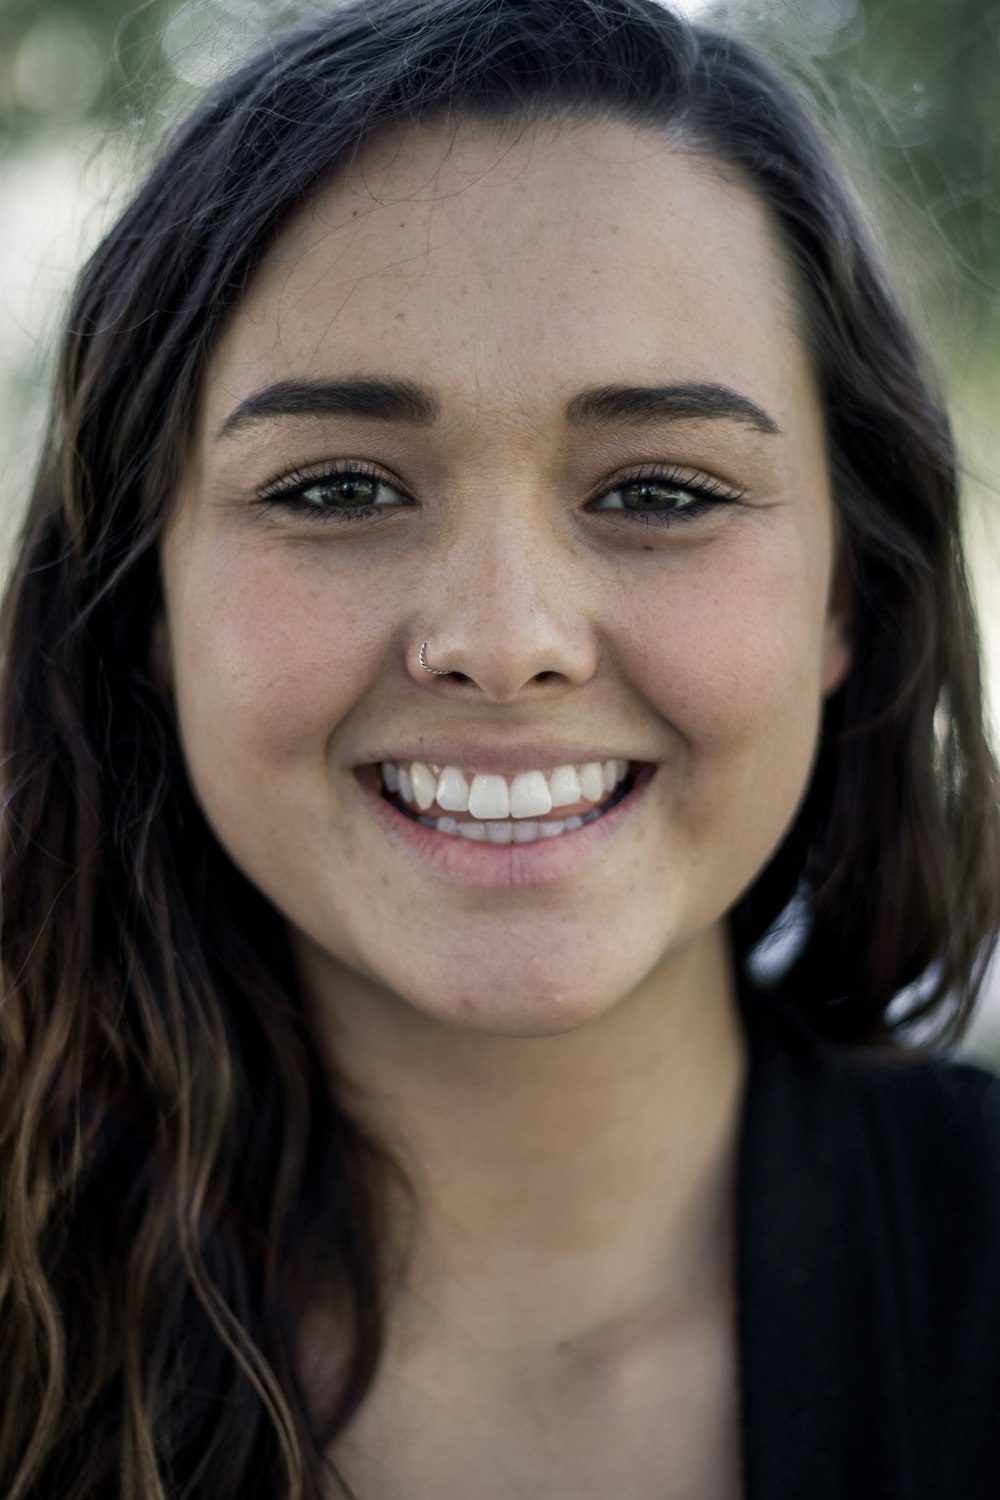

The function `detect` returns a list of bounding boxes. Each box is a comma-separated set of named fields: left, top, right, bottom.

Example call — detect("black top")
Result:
left=735, top=973, right=1000, bottom=1499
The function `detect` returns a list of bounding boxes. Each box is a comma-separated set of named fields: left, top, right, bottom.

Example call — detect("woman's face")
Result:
left=158, top=115, right=851, bottom=1038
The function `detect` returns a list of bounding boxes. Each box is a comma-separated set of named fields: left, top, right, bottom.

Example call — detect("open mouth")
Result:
left=359, top=760, right=642, bottom=845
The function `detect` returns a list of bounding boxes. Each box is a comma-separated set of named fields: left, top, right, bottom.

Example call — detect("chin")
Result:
left=403, top=964, right=624, bottom=1038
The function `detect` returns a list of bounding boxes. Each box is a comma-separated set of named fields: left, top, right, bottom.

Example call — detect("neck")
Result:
left=294, top=924, right=748, bottom=1376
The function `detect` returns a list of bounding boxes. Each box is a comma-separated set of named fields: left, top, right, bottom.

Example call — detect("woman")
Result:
left=1, top=1, right=998, bottom=1496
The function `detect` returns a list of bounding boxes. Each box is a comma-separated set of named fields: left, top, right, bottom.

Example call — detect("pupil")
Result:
left=336, top=478, right=373, bottom=503
left=633, top=482, right=682, bottom=508
left=305, top=476, right=376, bottom=507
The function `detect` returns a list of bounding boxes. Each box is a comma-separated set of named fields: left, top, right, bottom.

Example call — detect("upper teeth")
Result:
left=381, top=759, right=629, bottom=818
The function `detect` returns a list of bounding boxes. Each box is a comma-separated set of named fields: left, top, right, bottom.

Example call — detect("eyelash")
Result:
left=252, top=460, right=745, bottom=528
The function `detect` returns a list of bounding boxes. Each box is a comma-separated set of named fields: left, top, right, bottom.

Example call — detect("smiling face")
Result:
left=157, top=114, right=851, bottom=1040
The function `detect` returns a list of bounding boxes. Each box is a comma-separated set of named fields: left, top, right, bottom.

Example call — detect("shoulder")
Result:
left=834, top=1042, right=1000, bottom=1276
left=739, top=988, right=1000, bottom=1490
left=753, top=987, right=1000, bottom=1346
left=740, top=977, right=1000, bottom=1315
left=743, top=977, right=1000, bottom=1187
left=751, top=985, right=1000, bottom=1243
left=837, top=1046, right=1000, bottom=1486
left=836, top=1036, right=1000, bottom=1146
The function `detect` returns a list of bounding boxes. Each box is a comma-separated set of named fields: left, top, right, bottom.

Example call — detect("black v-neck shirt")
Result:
left=733, top=972, right=1000, bottom=1498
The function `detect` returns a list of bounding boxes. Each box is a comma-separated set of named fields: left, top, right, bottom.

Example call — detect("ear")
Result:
left=149, top=610, right=173, bottom=697
left=821, top=547, right=854, bottom=699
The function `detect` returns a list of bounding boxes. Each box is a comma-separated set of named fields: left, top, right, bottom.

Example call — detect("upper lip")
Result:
left=356, top=743, right=650, bottom=775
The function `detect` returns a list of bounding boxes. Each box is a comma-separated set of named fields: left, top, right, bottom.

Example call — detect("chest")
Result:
left=324, top=1316, right=743, bottom=1500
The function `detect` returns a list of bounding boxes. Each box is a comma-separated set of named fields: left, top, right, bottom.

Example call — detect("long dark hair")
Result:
left=2, top=1, right=998, bottom=1494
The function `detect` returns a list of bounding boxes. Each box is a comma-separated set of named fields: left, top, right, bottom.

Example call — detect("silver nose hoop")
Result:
left=419, top=640, right=451, bottom=675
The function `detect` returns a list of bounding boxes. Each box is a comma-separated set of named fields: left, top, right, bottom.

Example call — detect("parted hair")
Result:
left=1, top=1, right=998, bottom=1495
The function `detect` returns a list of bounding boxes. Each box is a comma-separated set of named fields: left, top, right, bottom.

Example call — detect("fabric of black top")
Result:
left=734, top=970, right=1000, bottom=1499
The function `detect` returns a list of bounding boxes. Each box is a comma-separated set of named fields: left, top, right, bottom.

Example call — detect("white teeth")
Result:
left=509, top=770, right=553, bottom=819
left=436, top=765, right=471, bottom=812
left=432, top=815, right=573, bottom=842
left=579, top=762, right=605, bottom=801
left=468, top=774, right=510, bottom=820
left=380, top=757, right=634, bottom=816
left=381, top=760, right=400, bottom=793
left=410, top=761, right=437, bottom=811
left=412, top=809, right=611, bottom=842
left=549, top=764, right=582, bottom=808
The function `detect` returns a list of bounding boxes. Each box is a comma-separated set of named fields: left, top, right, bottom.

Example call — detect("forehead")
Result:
left=203, top=114, right=812, bottom=435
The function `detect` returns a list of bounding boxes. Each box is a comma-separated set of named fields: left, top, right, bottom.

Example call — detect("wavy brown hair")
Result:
left=2, top=0, right=998, bottom=1495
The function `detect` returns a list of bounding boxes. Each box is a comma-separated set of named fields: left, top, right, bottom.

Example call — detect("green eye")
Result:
left=589, top=467, right=745, bottom=525
left=255, top=463, right=411, bottom=523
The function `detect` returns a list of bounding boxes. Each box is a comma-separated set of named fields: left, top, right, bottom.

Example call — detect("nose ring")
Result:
left=419, top=640, right=452, bottom=675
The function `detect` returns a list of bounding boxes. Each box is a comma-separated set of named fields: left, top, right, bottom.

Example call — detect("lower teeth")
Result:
left=415, top=813, right=587, bottom=842
left=405, top=779, right=630, bottom=842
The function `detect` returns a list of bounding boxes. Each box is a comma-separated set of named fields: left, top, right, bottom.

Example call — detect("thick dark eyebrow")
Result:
left=564, top=382, right=780, bottom=435
left=215, top=376, right=779, bottom=440
left=216, top=378, right=438, bottom=439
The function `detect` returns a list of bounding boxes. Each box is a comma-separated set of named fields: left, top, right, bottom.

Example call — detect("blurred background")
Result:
left=1, top=0, right=998, bottom=1062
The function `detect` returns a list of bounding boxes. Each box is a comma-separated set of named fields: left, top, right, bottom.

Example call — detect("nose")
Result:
left=408, top=509, right=598, bottom=702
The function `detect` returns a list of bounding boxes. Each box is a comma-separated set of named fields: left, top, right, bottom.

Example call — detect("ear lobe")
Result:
left=821, top=552, right=854, bottom=699
left=149, top=612, right=173, bottom=696
left=822, top=619, right=852, bottom=699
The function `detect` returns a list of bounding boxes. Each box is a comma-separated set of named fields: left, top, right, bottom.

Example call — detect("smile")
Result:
left=353, top=759, right=655, bottom=887
left=379, top=758, right=632, bottom=843
left=380, top=758, right=635, bottom=843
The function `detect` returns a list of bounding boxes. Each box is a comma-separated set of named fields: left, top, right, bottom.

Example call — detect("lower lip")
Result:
left=352, top=763, right=657, bottom=888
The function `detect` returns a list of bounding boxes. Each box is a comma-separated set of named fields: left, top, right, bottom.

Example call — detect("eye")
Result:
left=588, top=465, right=745, bottom=526
left=251, top=459, right=745, bottom=528
left=253, top=461, right=411, bottom=523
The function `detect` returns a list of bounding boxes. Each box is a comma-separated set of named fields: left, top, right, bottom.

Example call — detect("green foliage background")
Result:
left=2, top=0, right=997, bottom=367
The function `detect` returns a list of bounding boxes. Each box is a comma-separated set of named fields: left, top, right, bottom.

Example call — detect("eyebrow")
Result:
left=215, top=376, right=780, bottom=440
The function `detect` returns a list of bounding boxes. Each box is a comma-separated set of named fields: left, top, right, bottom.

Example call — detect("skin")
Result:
left=156, top=115, right=852, bottom=1493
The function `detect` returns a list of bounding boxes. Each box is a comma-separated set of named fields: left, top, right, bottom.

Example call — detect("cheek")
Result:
left=620, top=532, right=830, bottom=816
left=166, top=542, right=386, bottom=791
